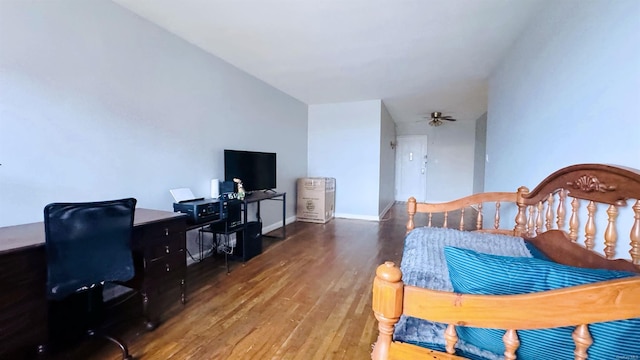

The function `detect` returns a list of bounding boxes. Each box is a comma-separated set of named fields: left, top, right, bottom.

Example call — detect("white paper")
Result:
left=169, top=188, right=196, bottom=203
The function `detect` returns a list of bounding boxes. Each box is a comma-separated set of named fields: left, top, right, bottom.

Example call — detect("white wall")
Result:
left=487, top=0, right=640, bottom=190
left=396, top=119, right=476, bottom=202
left=0, top=0, right=308, bottom=228
left=473, top=112, right=487, bottom=194
left=379, top=103, right=396, bottom=217
left=308, top=100, right=382, bottom=219
left=486, top=0, right=640, bottom=257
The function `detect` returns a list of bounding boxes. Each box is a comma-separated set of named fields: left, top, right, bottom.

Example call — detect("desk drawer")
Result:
left=136, top=219, right=185, bottom=241
left=143, top=272, right=185, bottom=294
left=0, top=247, right=46, bottom=309
left=0, top=299, right=47, bottom=355
left=145, top=249, right=186, bottom=279
left=145, top=233, right=185, bottom=261
left=0, top=246, right=48, bottom=358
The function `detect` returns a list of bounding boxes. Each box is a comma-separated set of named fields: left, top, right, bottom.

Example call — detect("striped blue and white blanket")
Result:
left=393, top=227, right=532, bottom=360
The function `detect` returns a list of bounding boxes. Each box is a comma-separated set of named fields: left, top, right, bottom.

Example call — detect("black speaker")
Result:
left=220, top=181, right=236, bottom=194
left=235, top=221, right=262, bottom=261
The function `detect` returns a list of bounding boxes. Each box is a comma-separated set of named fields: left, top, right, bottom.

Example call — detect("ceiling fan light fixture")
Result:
left=426, top=111, right=457, bottom=126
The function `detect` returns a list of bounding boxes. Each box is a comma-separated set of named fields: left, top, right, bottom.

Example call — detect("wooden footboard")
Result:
left=372, top=260, right=640, bottom=360
left=375, top=164, right=640, bottom=360
left=406, top=192, right=517, bottom=234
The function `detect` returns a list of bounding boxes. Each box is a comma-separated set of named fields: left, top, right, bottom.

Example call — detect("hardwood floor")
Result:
left=54, top=203, right=411, bottom=360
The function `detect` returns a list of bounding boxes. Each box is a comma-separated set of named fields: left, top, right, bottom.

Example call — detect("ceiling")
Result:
left=112, top=0, right=546, bottom=125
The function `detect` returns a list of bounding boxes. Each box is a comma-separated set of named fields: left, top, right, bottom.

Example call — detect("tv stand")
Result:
left=195, top=192, right=286, bottom=265
left=242, top=192, right=286, bottom=239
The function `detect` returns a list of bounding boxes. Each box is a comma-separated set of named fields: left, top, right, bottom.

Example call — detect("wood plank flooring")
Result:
left=53, top=203, right=475, bottom=359
left=53, top=203, right=409, bottom=360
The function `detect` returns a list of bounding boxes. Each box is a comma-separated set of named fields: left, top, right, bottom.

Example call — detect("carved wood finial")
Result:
left=372, top=262, right=404, bottom=360
left=375, top=261, right=402, bottom=283
left=567, top=174, right=616, bottom=193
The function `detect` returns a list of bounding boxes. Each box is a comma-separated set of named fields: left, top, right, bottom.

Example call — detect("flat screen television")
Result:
left=224, top=149, right=277, bottom=193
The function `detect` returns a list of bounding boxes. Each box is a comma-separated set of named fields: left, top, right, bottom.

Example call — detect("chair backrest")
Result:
left=44, top=198, right=137, bottom=300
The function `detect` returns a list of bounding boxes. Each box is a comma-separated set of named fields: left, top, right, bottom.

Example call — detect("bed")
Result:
left=371, top=163, right=640, bottom=360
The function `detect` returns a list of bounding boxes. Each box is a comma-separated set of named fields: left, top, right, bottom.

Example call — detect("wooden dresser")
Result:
left=0, top=208, right=187, bottom=359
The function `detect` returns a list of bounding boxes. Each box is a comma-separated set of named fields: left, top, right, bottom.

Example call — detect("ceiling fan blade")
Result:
left=442, top=118, right=457, bottom=121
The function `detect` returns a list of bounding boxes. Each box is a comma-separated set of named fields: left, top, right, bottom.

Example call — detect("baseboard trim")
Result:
left=379, top=201, right=395, bottom=220
left=334, top=213, right=379, bottom=221
left=262, top=216, right=297, bottom=234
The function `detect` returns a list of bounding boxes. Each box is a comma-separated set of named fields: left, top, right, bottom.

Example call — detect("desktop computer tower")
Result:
left=234, top=221, right=262, bottom=262
left=224, top=200, right=242, bottom=228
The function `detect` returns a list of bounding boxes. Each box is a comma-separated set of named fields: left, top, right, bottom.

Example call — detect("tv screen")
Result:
left=224, top=150, right=277, bottom=193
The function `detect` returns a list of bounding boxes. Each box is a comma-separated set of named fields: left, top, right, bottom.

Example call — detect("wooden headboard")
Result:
left=405, top=164, right=640, bottom=266
left=514, top=164, right=640, bottom=265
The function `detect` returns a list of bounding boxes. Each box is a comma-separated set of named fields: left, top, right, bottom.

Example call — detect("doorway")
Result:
left=395, top=135, right=429, bottom=202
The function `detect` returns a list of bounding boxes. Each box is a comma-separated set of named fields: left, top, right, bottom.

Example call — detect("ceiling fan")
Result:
left=427, top=111, right=457, bottom=127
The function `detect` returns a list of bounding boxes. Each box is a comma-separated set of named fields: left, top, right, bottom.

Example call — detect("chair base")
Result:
left=87, top=329, right=133, bottom=360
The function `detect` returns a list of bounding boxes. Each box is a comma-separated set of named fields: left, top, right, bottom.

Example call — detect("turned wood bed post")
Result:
left=407, top=197, right=417, bottom=234
left=604, top=205, right=618, bottom=259
left=557, top=189, right=567, bottom=229
left=371, top=262, right=403, bottom=360
left=515, top=186, right=529, bottom=237
left=476, top=203, right=483, bottom=230
left=631, top=200, right=640, bottom=265
left=545, top=193, right=554, bottom=231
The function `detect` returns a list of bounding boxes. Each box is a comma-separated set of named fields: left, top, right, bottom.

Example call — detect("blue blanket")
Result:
left=393, top=227, right=532, bottom=360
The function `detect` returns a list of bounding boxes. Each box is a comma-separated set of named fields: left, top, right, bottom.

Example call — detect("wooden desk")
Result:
left=0, top=208, right=187, bottom=358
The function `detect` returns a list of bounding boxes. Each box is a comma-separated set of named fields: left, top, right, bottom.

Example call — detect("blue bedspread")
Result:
left=392, top=227, right=532, bottom=360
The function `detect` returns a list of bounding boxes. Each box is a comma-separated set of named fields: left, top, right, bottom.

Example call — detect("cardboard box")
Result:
left=297, top=177, right=336, bottom=223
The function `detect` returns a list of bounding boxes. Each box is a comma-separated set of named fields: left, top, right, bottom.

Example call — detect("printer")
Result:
left=173, top=198, right=225, bottom=224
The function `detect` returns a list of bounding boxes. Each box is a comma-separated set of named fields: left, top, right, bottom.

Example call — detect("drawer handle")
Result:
left=166, top=264, right=170, bottom=272
left=164, top=228, right=169, bottom=236
left=165, top=245, right=170, bottom=254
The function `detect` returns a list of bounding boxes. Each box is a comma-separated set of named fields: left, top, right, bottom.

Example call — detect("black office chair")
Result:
left=44, top=198, right=137, bottom=360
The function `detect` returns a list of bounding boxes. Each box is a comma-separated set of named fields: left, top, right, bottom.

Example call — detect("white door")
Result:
left=395, top=135, right=428, bottom=202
